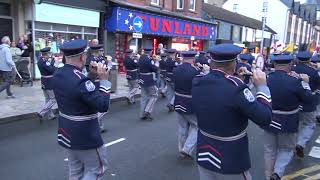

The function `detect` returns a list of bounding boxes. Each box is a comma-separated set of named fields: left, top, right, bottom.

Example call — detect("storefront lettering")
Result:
left=183, top=23, right=191, bottom=35
left=202, top=26, right=209, bottom=36
left=174, top=21, right=182, bottom=34
left=162, top=19, right=173, bottom=33
left=192, top=25, right=201, bottom=36
left=106, top=8, right=216, bottom=40
left=150, top=18, right=160, bottom=31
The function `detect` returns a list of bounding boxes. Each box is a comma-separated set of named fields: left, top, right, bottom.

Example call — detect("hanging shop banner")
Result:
left=106, top=7, right=216, bottom=40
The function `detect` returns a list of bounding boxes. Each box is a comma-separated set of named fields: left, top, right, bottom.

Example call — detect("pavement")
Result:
left=0, top=99, right=320, bottom=180
left=0, top=74, right=133, bottom=123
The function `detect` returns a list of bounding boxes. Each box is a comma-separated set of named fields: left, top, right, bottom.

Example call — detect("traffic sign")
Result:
left=133, top=33, right=142, bottom=39
left=133, top=16, right=143, bottom=32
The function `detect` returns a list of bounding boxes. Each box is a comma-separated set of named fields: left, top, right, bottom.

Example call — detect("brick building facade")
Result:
left=105, top=0, right=216, bottom=72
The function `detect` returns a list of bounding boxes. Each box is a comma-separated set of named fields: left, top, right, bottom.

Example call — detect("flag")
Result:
left=282, top=43, right=295, bottom=53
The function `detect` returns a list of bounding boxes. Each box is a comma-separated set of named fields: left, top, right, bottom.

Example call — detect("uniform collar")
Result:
left=64, top=64, right=82, bottom=71
left=211, top=68, right=229, bottom=75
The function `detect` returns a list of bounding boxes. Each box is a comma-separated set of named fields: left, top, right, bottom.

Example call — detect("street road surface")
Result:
left=0, top=99, right=319, bottom=180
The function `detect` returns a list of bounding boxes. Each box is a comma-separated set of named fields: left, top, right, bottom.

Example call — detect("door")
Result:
left=0, top=18, right=13, bottom=40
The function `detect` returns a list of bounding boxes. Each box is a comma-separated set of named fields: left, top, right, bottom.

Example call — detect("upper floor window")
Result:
left=177, top=0, right=184, bottom=10
left=151, top=0, right=160, bottom=6
left=189, top=0, right=196, bottom=11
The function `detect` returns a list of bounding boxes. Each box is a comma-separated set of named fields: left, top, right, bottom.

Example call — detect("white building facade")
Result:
left=223, top=0, right=318, bottom=46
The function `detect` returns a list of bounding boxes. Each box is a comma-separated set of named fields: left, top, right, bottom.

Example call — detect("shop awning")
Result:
left=202, top=4, right=277, bottom=34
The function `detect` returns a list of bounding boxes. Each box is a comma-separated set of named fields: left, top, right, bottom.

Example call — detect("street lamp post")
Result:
left=260, top=0, right=268, bottom=55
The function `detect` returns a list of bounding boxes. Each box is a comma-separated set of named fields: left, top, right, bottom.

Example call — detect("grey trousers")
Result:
left=177, top=113, right=198, bottom=156
left=264, top=131, right=297, bottom=179
left=66, top=146, right=108, bottom=180
left=140, top=85, right=158, bottom=117
left=97, top=112, right=106, bottom=131
left=159, top=77, right=167, bottom=94
left=198, top=165, right=252, bottom=180
left=297, top=111, right=316, bottom=148
left=127, top=79, right=140, bottom=103
left=166, top=82, right=175, bottom=105
left=38, top=89, right=56, bottom=119
left=0, top=70, right=13, bottom=96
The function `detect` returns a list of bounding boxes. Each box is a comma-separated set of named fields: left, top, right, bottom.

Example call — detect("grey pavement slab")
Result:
left=0, top=74, right=133, bottom=122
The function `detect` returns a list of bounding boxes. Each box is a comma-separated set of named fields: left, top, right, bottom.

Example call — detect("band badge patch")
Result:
left=46, top=61, right=51, bottom=66
left=243, top=88, right=255, bottom=102
left=85, top=80, right=96, bottom=92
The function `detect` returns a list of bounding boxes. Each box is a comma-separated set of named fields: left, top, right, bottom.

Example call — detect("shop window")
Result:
left=52, top=24, right=67, bottom=32
left=35, top=22, right=51, bottom=31
left=84, top=34, right=97, bottom=41
left=189, top=0, right=196, bottom=11
left=177, top=0, right=184, bottom=10
left=84, top=27, right=97, bottom=34
left=68, top=25, right=82, bottom=33
left=0, top=3, right=10, bottom=16
left=151, top=0, right=160, bottom=6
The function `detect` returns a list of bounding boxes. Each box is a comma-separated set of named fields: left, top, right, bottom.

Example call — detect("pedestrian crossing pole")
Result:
left=260, top=0, right=268, bottom=55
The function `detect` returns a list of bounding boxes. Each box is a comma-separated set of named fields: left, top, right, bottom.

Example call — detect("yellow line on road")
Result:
left=282, top=165, right=320, bottom=180
left=304, top=173, right=320, bottom=180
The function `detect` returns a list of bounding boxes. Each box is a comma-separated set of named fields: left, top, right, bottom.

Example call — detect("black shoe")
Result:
left=144, top=112, right=153, bottom=121
left=167, top=104, right=175, bottom=112
left=126, top=97, right=134, bottom=105
left=140, top=112, right=148, bottom=120
left=179, top=151, right=193, bottom=160
left=296, top=145, right=304, bottom=158
left=160, top=92, right=166, bottom=98
left=316, top=116, right=320, bottom=123
left=270, top=173, right=280, bottom=180
left=37, top=113, right=43, bottom=124
left=100, top=129, right=107, bottom=133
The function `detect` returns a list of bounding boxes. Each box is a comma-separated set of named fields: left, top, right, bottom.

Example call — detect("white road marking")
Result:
left=63, top=138, right=126, bottom=162
left=309, top=146, right=320, bottom=158
left=103, top=138, right=126, bottom=147
left=315, top=136, right=320, bottom=144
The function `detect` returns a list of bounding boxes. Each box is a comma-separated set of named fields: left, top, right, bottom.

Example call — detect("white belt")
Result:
left=140, top=72, right=153, bottom=75
left=200, top=128, right=247, bottom=142
left=175, top=92, right=192, bottom=98
left=161, top=70, right=166, bottom=72
left=127, top=69, right=138, bottom=72
left=59, top=112, right=98, bottom=121
left=167, top=72, right=173, bottom=75
left=272, top=108, right=300, bottom=115
left=41, top=75, right=53, bottom=78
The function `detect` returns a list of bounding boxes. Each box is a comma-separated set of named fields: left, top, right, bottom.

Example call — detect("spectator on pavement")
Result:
left=86, top=39, right=99, bottom=57
left=0, top=36, right=16, bottom=98
left=10, top=41, right=22, bottom=63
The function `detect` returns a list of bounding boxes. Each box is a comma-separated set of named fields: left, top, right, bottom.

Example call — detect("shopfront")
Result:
left=33, top=2, right=100, bottom=78
left=105, top=7, right=216, bottom=72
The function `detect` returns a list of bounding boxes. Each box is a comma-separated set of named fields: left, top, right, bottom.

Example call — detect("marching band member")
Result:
left=138, top=47, right=159, bottom=120
left=173, top=51, right=205, bottom=159
left=264, top=54, right=314, bottom=180
left=293, top=51, right=320, bottom=158
left=165, top=49, right=178, bottom=112
left=52, top=39, right=111, bottom=180
left=37, top=47, right=57, bottom=122
left=193, top=44, right=272, bottom=180
left=124, top=49, right=140, bottom=104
